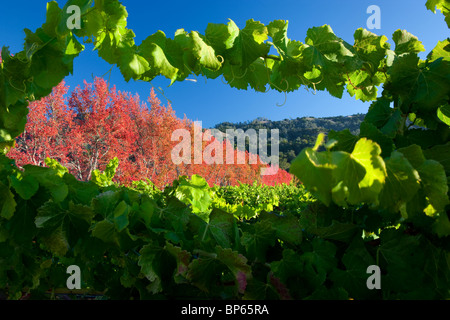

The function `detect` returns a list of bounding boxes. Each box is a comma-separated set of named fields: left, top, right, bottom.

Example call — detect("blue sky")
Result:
left=1, top=0, right=449, bottom=128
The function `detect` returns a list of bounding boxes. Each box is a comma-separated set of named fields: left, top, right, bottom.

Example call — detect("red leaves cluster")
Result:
left=261, top=165, right=294, bottom=186
left=8, top=78, right=292, bottom=188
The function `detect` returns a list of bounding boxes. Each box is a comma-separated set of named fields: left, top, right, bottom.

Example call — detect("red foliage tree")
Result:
left=261, top=165, right=293, bottom=186
left=8, top=82, right=76, bottom=168
left=8, top=78, right=292, bottom=188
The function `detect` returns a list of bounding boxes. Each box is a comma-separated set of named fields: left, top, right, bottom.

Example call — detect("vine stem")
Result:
left=201, top=224, right=209, bottom=242
left=264, top=54, right=282, bottom=61
left=345, top=72, right=365, bottom=91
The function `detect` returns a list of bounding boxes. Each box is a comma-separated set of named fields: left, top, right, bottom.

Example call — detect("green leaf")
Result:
left=165, top=242, right=192, bottom=284
left=432, top=212, right=450, bottom=238
left=379, top=108, right=402, bottom=138
left=270, top=248, right=302, bottom=297
left=379, top=229, right=420, bottom=267
left=426, top=0, right=450, bottom=28
left=155, top=197, right=191, bottom=239
left=35, top=201, right=94, bottom=230
left=352, top=28, right=390, bottom=75
left=364, top=97, right=394, bottom=128
left=289, top=144, right=334, bottom=206
left=268, top=20, right=289, bottom=52
left=0, top=181, right=16, bottom=219
left=0, top=101, right=29, bottom=144
left=90, top=0, right=130, bottom=66
left=299, top=238, right=337, bottom=291
left=345, top=69, right=379, bottom=101
left=190, top=31, right=222, bottom=71
left=119, top=51, right=150, bottom=82
left=397, top=144, right=426, bottom=169
left=265, top=20, right=306, bottom=93
left=138, top=31, right=182, bottom=84
left=332, top=138, right=386, bottom=206
left=138, top=242, right=171, bottom=294
left=327, top=129, right=358, bottom=153
left=42, top=1, right=63, bottom=38
left=22, top=165, right=68, bottom=202
left=0, top=47, right=31, bottom=108
left=91, top=157, right=119, bottom=187
left=35, top=200, right=94, bottom=255
left=186, top=246, right=251, bottom=296
left=378, top=229, right=427, bottom=296
left=302, top=238, right=337, bottom=274
left=329, top=237, right=377, bottom=299
left=57, top=0, right=93, bottom=36
left=113, top=200, right=130, bottom=232
left=377, top=150, right=420, bottom=213
left=205, top=208, right=238, bottom=249
left=396, top=144, right=449, bottom=217
left=359, top=121, right=395, bottom=157
left=23, top=8, right=84, bottom=93
left=45, top=158, right=69, bottom=177
left=215, top=246, right=252, bottom=294
left=427, top=39, right=450, bottom=62
left=134, top=196, right=154, bottom=228
left=387, top=53, right=450, bottom=113
left=91, top=219, right=118, bottom=245
left=295, top=137, right=386, bottom=207
left=222, top=58, right=270, bottom=92
left=92, top=190, right=122, bottom=218
left=3, top=198, right=38, bottom=243
left=205, top=19, right=240, bottom=54
left=241, top=218, right=276, bottom=262
left=437, top=104, right=450, bottom=126
left=392, top=30, right=425, bottom=55
left=174, top=174, right=212, bottom=220
left=63, top=174, right=100, bottom=206
left=186, top=254, right=223, bottom=293
left=345, top=28, right=390, bottom=101
left=259, top=211, right=302, bottom=245
left=310, top=220, right=359, bottom=243
left=417, top=159, right=449, bottom=217
left=227, top=19, right=270, bottom=69
left=303, top=25, right=354, bottom=66
left=8, top=172, right=39, bottom=201
left=302, top=25, right=354, bottom=98
left=423, top=142, right=450, bottom=175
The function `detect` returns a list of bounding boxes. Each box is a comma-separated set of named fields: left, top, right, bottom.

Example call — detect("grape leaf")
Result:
left=377, top=150, right=420, bottom=213
left=0, top=181, right=16, bottom=219
left=392, top=29, right=425, bottom=55
left=291, top=137, right=386, bottom=207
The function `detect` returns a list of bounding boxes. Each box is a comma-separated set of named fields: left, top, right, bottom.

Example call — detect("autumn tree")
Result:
left=7, top=82, right=76, bottom=168
left=8, top=78, right=292, bottom=188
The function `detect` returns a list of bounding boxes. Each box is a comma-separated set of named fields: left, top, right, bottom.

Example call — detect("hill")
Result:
left=213, top=114, right=365, bottom=171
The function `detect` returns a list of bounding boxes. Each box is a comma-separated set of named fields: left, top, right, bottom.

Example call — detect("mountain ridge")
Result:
left=213, top=113, right=366, bottom=171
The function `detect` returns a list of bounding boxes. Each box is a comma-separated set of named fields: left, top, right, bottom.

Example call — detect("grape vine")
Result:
left=0, top=0, right=449, bottom=300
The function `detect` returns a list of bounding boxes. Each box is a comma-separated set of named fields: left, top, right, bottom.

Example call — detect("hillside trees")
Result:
left=215, top=114, right=365, bottom=170
left=0, top=0, right=449, bottom=300
left=7, top=78, right=292, bottom=188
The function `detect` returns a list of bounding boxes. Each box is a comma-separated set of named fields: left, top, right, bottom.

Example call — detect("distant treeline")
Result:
left=214, top=114, right=365, bottom=171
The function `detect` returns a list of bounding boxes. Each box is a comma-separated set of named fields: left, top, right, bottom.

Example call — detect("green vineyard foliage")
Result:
left=0, top=0, right=449, bottom=299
